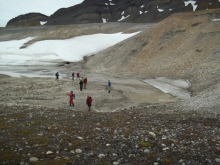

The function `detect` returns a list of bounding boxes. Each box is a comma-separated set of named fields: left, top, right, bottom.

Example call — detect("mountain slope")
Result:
left=45, top=0, right=220, bottom=25
left=45, top=0, right=189, bottom=25
left=5, top=0, right=220, bottom=27
left=85, top=9, right=220, bottom=93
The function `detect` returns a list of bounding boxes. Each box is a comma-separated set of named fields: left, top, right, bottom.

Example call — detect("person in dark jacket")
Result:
left=77, top=73, right=80, bottom=80
left=79, top=80, right=83, bottom=91
left=67, top=91, right=74, bottom=106
left=72, top=72, right=75, bottom=80
left=86, top=96, right=92, bottom=111
left=55, top=72, right=59, bottom=81
left=108, top=80, right=111, bottom=93
left=83, top=77, right=87, bottom=89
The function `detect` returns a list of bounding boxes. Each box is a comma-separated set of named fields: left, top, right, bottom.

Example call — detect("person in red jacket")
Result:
left=83, top=77, right=87, bottom=89
left=86, top=96, right=92, bottom=111
left=68, top=91, right=74, bottom=106
left=77, top=73, right=80, bottom=80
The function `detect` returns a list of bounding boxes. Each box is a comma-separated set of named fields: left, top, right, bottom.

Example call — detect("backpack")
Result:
left=72, top=93, right=76, bottom=99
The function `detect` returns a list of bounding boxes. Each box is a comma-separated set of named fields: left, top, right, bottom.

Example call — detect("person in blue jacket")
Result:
left=108, top=80, right=111, bottom=93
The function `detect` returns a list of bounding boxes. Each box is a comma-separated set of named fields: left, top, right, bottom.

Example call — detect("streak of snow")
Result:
left=143, top=77, right=191, bottom=100
left=102, top=18, right=107, bottom=23
left=184, top=0, right=197, bottom=11
left=118, top=15, right=130, bottom=21
left=158, top=9, right=164, bottom=12
left=212, top=18, right=220, bottom=21
left=40, top=21, right=47, bottom=25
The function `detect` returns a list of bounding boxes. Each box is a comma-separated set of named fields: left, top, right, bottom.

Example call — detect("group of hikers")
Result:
left=54, top=71, right=111, bottom=111
left=68, top=91, right=92, bottom=111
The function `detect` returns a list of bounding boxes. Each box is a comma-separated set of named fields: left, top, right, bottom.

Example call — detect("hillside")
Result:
left=85, top=9, right=220, bottom=93
left=1, top=7, right=220, bottom=165
left=5, top=0, right=220, bottom=27
left=0, top=23, right=153, bottom=48
left=45, top=0, right=220, bottom=25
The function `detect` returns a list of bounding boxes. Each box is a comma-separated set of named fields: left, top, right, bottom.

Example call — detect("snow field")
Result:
left=0, top=32, right=139, bottom=65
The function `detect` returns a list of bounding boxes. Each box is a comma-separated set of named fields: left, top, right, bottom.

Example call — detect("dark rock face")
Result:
left=209, top=0, right=220, bottom=9
left=6, top=13, right=48, bottom=27
left=46, top=0, right=190, bottom=25
left=6, top=0, right=220, bottom=27
left=195, top=0, right=220, bottom=10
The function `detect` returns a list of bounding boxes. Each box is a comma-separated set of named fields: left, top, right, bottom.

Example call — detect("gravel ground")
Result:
left=0, top=102, right=220, bottom=165
left=0, top=74, right=220, bottom=165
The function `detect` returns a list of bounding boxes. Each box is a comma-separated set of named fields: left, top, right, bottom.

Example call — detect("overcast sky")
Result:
left=0, top=0, right=84, bottom=27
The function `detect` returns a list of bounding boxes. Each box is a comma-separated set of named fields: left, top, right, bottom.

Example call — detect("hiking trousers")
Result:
left=69, top=99, right=74, bottom=105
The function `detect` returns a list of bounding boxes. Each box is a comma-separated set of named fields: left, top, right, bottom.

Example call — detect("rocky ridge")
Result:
left=5, top=0, right=220, bottom=27
left=46, top=0, right=220, bottom=25
left=6, top=13, right=48, bottom=27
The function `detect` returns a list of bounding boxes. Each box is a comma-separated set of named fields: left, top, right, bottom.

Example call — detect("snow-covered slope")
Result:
left=0, top=32, right=138, bottom=65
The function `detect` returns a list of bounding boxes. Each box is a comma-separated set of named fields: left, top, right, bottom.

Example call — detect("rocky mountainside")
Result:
left=46, top=0, right=220, bottom=25
left=85, top=8, right=220, bottom=94
left=6, top=13, right=48, bottom=27
left=5, top=0, right=220, bottom=27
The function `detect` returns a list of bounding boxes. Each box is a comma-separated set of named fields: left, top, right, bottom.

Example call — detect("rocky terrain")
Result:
left=0, top=74, right=220, bottom=165
left=0, top=7, right=220, bottom=165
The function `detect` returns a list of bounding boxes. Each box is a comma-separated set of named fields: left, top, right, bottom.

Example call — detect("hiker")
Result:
left=77, top=73, right=80, bottom=80
left=81, top=77, right=84, bottom=82
left=72, top=72, right=75, bottom=80
left=83, top=77, right=87, bottom=89
left=55, top=72, right=59, bottom=81
left=108, top=80, right=111, bottom=93
left=86, top=96, right=92, bottom=111
left=79, top=79, right=83, bottom=91
left=67, top=91, right=74, bottom=106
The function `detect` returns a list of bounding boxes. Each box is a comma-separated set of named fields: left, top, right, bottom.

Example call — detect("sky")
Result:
left=0, top=0, right=84, bottom=27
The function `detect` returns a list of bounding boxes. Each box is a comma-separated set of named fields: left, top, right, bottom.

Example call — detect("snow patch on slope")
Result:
left=0, top=32, right=139, bottom=65
left=143, top=77, right=191, bottom=100
left=184, top=0, right=198, bottom=11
